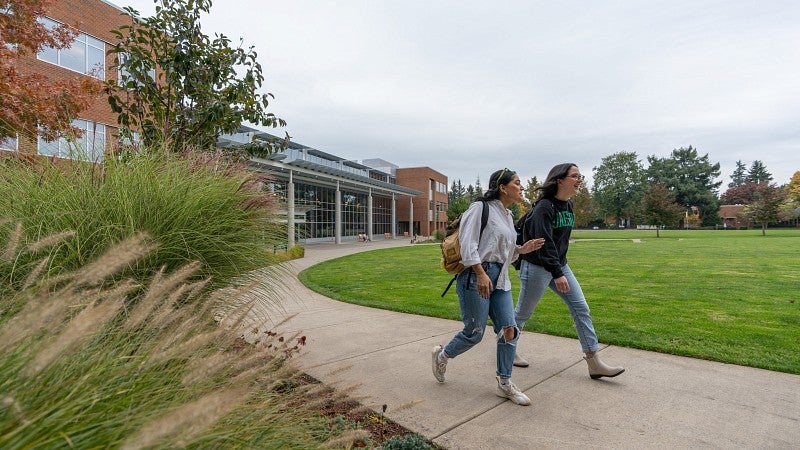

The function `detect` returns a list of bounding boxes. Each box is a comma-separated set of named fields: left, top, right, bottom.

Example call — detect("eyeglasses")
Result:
left=566, top=174, right=585, bottom=181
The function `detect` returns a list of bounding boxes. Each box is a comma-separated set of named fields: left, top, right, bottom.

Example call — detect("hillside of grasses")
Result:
left=0, top=150, right=410, bottom=449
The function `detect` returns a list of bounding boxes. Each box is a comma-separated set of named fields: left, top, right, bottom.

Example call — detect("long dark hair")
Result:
left=481, top=168, right=517, bottom=201
left=535, top=163, right=576, bottom=202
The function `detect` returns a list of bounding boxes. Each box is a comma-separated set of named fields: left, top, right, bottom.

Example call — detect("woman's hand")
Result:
left=518, top=238, right=545, bottom=254
left=554, top=275, right=570, bottom=293
left=476, top=270, right=493, bottom=299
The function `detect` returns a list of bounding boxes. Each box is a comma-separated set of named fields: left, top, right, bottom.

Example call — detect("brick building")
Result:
left=395, top=167, right=449, bottom=237
left=2, top=0, right=134, bottom=158
left=4, top=1, right=449, bottom=245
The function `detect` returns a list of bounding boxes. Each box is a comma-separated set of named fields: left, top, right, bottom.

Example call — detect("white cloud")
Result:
left=122, top=0, right=800, bottom=187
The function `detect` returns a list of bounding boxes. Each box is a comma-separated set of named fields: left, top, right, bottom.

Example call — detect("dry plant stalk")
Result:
left=121, top=387, right=251, bottom=450
left=73, top=232, right=158, bottom=287
left=1, top=222, right=22, bottom=262
left=321, top=429, right=372, bottom=449
left=23, top=279, right=137, bottom=376
left=25, top=230, right=75, bottom=254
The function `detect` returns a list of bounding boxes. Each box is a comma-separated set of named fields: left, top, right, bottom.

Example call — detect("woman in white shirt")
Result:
left=431, top=168, right=544, bottom=406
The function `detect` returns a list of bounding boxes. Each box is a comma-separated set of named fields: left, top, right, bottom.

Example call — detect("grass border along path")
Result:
left=299, top=229, right=800, bottom=375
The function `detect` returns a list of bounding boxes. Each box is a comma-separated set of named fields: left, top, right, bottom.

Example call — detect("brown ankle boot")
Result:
left=584, top=352, right=624, bottom=379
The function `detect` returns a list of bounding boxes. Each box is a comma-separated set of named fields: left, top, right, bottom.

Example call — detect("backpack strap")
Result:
left=441, top=200, right=490, bottom=297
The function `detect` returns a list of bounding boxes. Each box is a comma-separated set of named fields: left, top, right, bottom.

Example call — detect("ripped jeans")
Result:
left=443, top=262, right=518, bottom=378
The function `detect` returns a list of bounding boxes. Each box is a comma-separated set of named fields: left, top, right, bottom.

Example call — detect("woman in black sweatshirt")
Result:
left=513, top=163, right=624, bottom=379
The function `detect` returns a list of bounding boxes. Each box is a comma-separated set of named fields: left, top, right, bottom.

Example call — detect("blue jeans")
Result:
left=444, top=262, right=518, bottom=379
left=515, top=261, right=599, bottom=353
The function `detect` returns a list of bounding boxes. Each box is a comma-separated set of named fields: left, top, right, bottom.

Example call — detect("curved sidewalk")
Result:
left=262, top=239, right=800, bottom=449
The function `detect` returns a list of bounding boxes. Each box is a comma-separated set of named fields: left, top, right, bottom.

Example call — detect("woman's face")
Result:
left=557, top=165, right=584, bottom=198
left=501, top=174, right=525, bottom=204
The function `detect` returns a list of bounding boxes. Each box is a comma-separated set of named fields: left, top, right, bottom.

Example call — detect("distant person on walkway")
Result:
left=432, top=168, right=544, bottom=406
left=513, top=163, right=624, bottom=379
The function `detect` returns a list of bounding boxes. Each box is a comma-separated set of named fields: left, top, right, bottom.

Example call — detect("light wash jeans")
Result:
left=514, top=261, right=599, bottom=353
left=444, top=262, right=518, bottom=379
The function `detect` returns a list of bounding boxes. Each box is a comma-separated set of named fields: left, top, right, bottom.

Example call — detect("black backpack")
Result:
left=511, top=207, right=534, bottom=270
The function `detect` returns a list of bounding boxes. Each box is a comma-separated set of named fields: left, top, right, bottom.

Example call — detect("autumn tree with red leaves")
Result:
left=0, top=0, right=101, bottom=142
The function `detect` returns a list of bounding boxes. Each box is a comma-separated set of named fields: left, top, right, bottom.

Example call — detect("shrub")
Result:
left=381, top=433, right=432, bottom=450
left=0, top=229, right=349, bottom=448
left=288, top=244, right=305, bottom=259
left=0, top=149, right=283, bottom=292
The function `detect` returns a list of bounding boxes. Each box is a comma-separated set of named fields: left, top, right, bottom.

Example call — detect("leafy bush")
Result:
left=288, top=244, right=305, bottom=259
left=0, top=150, right=283, bottom=292
left=381, top=433, right=432, bottom=450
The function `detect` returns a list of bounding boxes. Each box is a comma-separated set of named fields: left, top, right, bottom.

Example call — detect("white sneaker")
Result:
left=513, top=352, right=530, bottom=368
left=432, top=345, right=447, bottom=383
left=495, top=376, right=531, bottom=406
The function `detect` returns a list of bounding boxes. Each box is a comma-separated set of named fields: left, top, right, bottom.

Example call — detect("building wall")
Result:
left=719, top=204, right=750, bottom=228
left=396, top=167, right=448, bottom=237
left=12, top=0, right=134, bottom=154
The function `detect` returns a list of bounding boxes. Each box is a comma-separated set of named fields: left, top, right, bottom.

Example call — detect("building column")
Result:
left=367, top=188, right=373, bottom=241
left=408, top=197, right=414, bottom=237
left=287, top=170, right=295, bottom=247
left=391, top=194, right=397, bottom=238
left=335, top=181, right=342, bottom=244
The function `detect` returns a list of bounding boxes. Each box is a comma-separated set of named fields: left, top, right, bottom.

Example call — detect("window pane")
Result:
left=0, top=135, right=18, bottom=151
left=88, top=46, right=105, bottom=78
left=86, top=35, right=104, bottom=49
left=38, top=46, right=58, bottom=64
left=38, top=137, right=62, bottom=157
left=61, top=44, right=85, bottom=73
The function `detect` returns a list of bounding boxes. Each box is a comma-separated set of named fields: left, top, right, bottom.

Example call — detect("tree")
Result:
left=728, top=160, right=748, bottom=188
left=473, top=177, right=483, bottom=200
left=641, top=182, right=684, bottom=237
left=448, top=179, right=465, bottom=205
left=720, top=181, right=762, bottom=205
left=105, top=0, right=285, bottom=153
left=1, top=0, right=101, bottom=141
left=740, top=183, right=788, bottom=236
left=591, top=151, right=646, bottom=228
left=646, top=146, right=722, bottom=227
left=571, top=184, right=594, bottom=228
left=446, top=196, right=469, bottom=222
left=746, top=160, right=772, bottom=183
left=522, top=176, right=540, bottom=207
left=786, top=171, right=800, bottom=205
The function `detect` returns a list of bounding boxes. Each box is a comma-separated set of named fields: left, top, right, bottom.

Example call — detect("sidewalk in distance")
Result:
left=255, top=239, right=800, bottom=449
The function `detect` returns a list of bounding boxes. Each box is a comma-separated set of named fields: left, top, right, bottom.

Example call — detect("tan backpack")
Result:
left=440, top=200, right=489, bottom=295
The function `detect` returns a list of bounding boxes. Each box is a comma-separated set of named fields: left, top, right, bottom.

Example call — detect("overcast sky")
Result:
left=120, top=0, right=800, bottom=189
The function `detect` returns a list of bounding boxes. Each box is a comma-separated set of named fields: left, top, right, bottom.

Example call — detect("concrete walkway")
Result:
left=258, top=239, right=800, bottom=449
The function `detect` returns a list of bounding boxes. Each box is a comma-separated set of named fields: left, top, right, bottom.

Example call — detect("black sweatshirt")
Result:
left=520, top=197, right=574, bottom=279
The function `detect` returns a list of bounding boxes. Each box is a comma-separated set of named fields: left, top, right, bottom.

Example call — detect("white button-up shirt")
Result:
left=458, top=199, right=519, bottom=291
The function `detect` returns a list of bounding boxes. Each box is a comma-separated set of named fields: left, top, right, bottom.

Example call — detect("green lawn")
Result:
left=299, top=229, right=800, bottom=374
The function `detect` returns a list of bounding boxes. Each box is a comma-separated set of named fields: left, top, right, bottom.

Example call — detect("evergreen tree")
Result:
left=746, top=160, right=773, bottom=183
left=728, top=160, right=748, bottom=188
left=448, top=180, right=466, bottom=205
left=646, top=146, right=722, bottom=227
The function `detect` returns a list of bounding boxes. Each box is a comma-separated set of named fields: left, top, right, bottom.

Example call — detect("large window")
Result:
left=38, top=17, right=105, bottom=79
left=38, top=119, right=106, bottom=161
